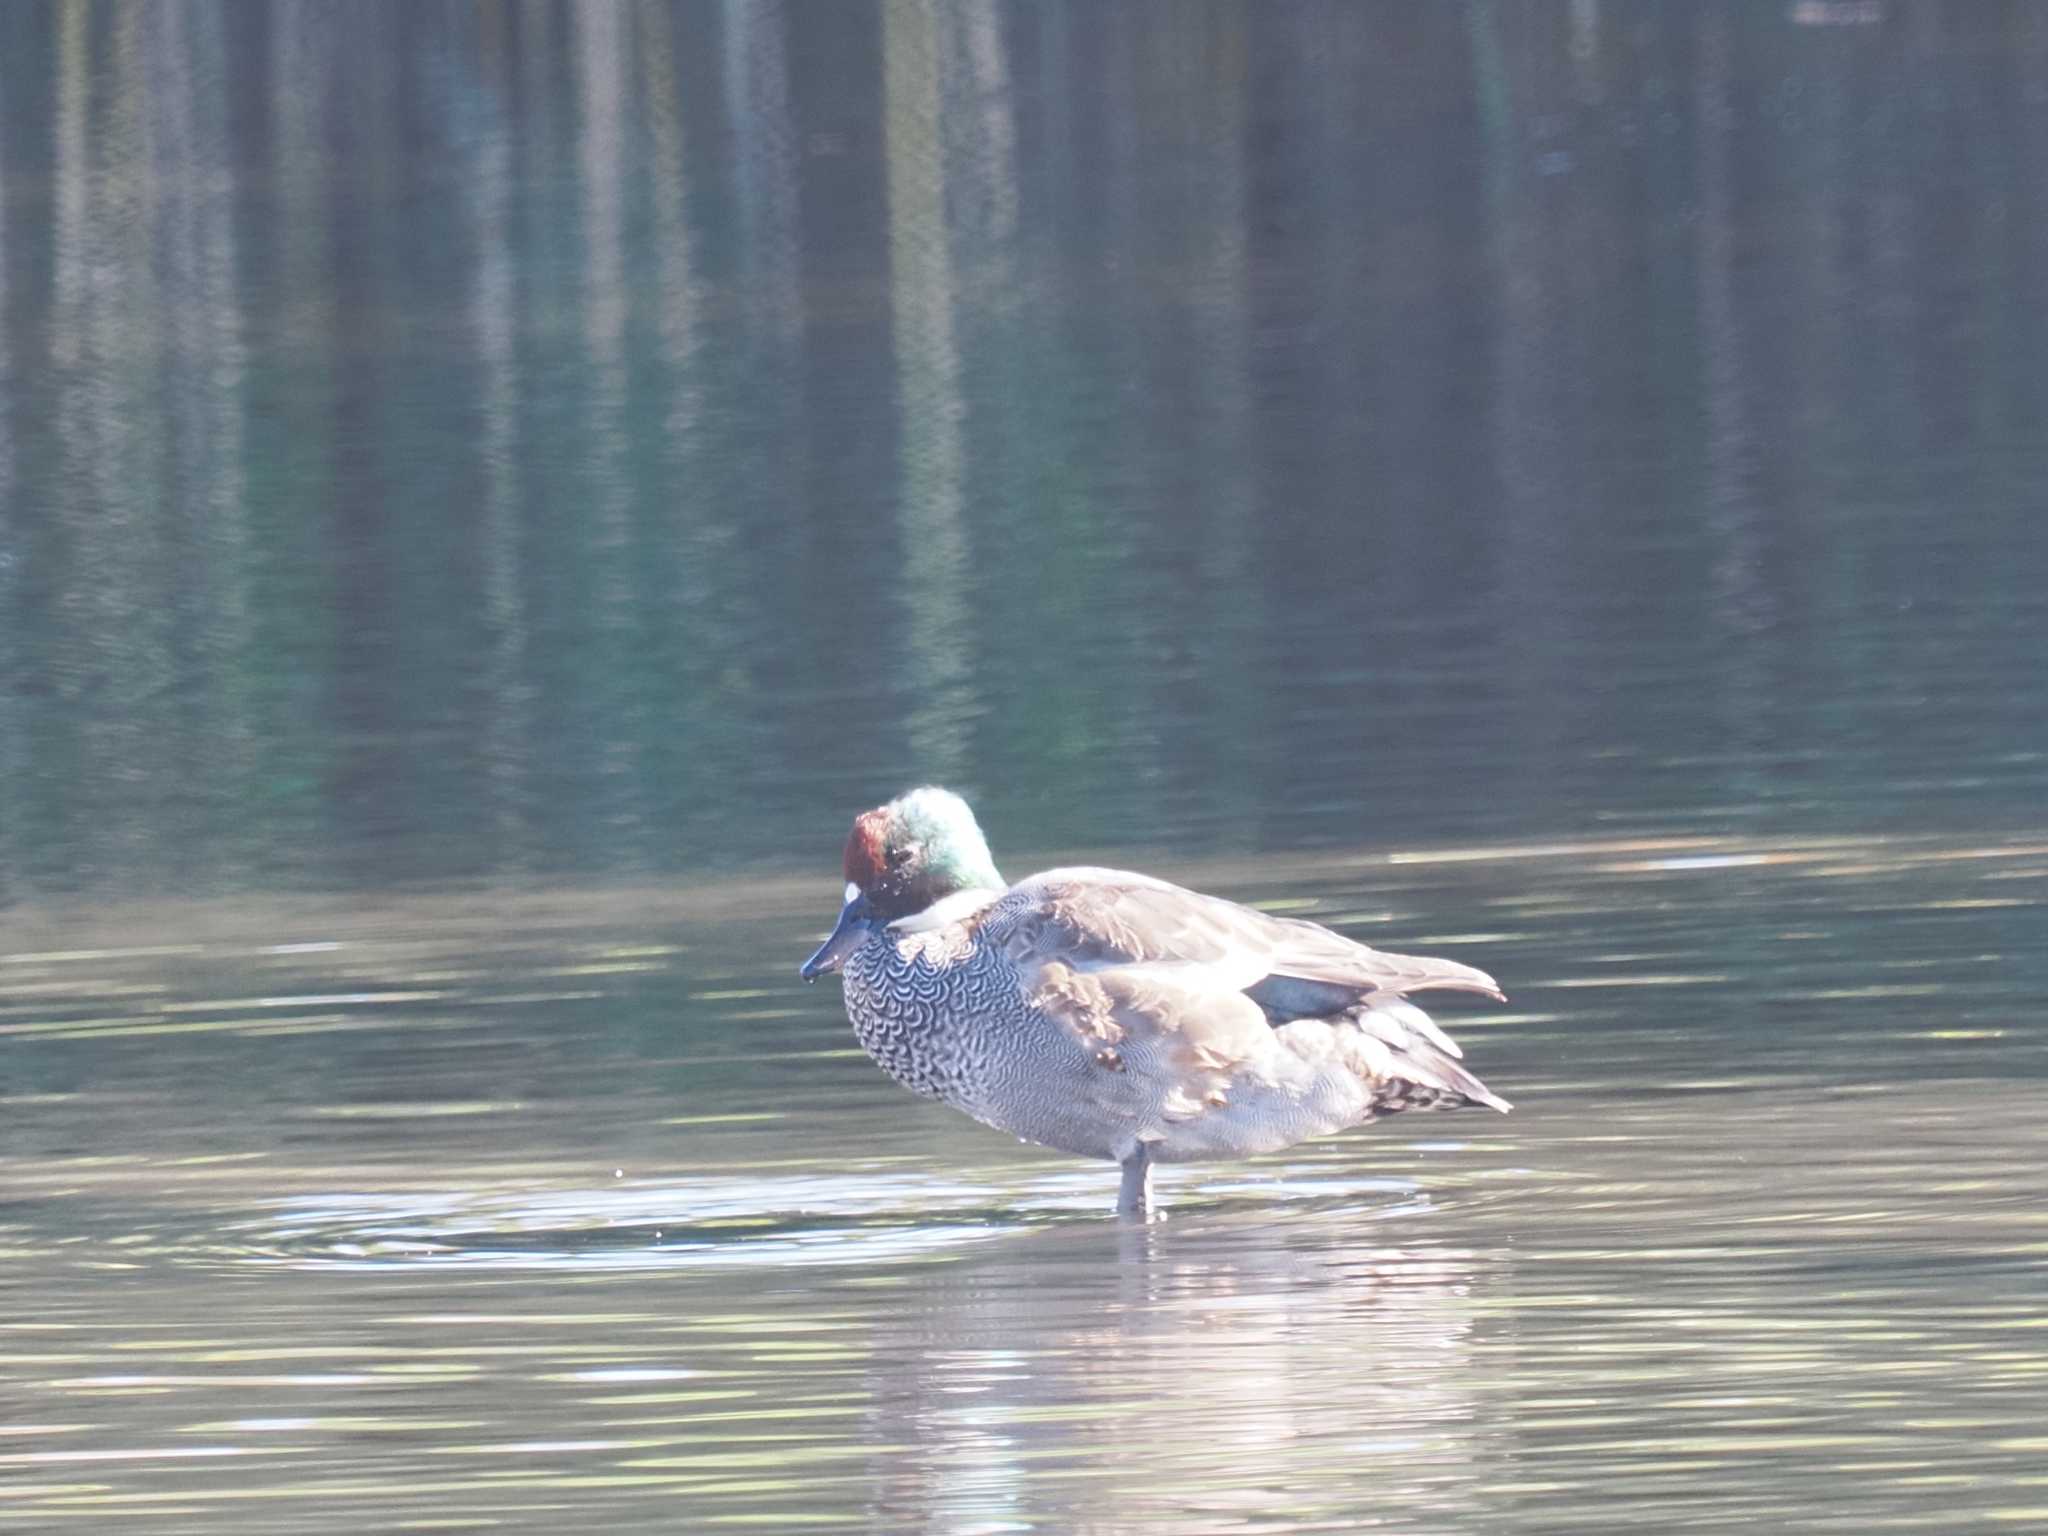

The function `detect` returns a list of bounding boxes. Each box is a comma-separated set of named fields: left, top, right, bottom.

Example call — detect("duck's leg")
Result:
left=1115, top=1144, right=1154, bottom=1221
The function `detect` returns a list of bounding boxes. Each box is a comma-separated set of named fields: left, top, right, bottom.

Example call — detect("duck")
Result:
left=800, top=786, right=1509, bottom=1219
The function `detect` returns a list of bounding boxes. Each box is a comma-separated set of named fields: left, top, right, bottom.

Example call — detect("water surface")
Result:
left=2, top=1, right=2047, bottom=893
left=2, top=2, right=2047, bottom=1531
left=4, top=835, right=2045, bottom=1531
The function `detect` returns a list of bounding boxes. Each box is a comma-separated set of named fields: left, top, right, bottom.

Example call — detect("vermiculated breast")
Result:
left=842, top=933, right=1017, bottom=1108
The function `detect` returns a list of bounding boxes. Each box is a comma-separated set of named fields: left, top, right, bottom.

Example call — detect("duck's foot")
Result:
left=1115, top=1144, right=1159, bottom=1222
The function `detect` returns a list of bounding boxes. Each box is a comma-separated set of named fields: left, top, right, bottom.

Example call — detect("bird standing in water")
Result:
left=801, top=787, right=1509, bottom=1219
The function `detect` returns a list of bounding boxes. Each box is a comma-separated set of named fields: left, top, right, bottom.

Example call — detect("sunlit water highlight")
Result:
left=2, top=834, right=2044, bottom=1532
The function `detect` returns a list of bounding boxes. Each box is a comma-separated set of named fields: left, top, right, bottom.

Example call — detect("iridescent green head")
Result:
left=800, top=787, right=1005, bottom=980
left=841, top=786, right=1004, bottom=919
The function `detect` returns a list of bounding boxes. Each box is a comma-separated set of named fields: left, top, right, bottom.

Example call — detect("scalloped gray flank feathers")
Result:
left=802, top=787, right=1508, bottom=1219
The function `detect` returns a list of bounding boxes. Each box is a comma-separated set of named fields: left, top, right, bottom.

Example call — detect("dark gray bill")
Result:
left=800, top=888, right=871, bottom=981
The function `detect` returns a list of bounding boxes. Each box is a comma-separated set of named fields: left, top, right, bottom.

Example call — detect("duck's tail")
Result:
left=1342, top=997, right=1512, bottom=1115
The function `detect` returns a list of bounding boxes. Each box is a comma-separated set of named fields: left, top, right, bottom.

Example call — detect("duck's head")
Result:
left=799, top=787, right=1004, bottom=980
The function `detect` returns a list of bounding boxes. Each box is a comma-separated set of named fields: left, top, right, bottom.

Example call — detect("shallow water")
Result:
left=4, top=835, right=2044, bottom=1532
left=4, top=1, right=2048, bottom=1529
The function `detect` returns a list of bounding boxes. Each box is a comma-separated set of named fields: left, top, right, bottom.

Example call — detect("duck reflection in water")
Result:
left=858, top=1218, right=1494, bottom=1530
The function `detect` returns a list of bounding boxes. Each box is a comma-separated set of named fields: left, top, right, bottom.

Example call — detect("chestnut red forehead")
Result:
left=842, top=810, right=889, bottom=887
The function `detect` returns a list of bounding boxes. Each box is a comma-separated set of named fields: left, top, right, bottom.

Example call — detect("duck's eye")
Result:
left=887, top=844, right=913, bottom=870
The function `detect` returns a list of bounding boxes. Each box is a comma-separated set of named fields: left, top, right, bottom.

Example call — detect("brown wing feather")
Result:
left=985, top=868, right=1505, bottom=1005
left=1026, top=957, right=1272, bottom=1115
left=999, top=870, right=1510, bottom=1116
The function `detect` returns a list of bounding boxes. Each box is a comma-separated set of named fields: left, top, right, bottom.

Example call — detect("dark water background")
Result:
left=1, top=2, right=2045, bottom=1531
